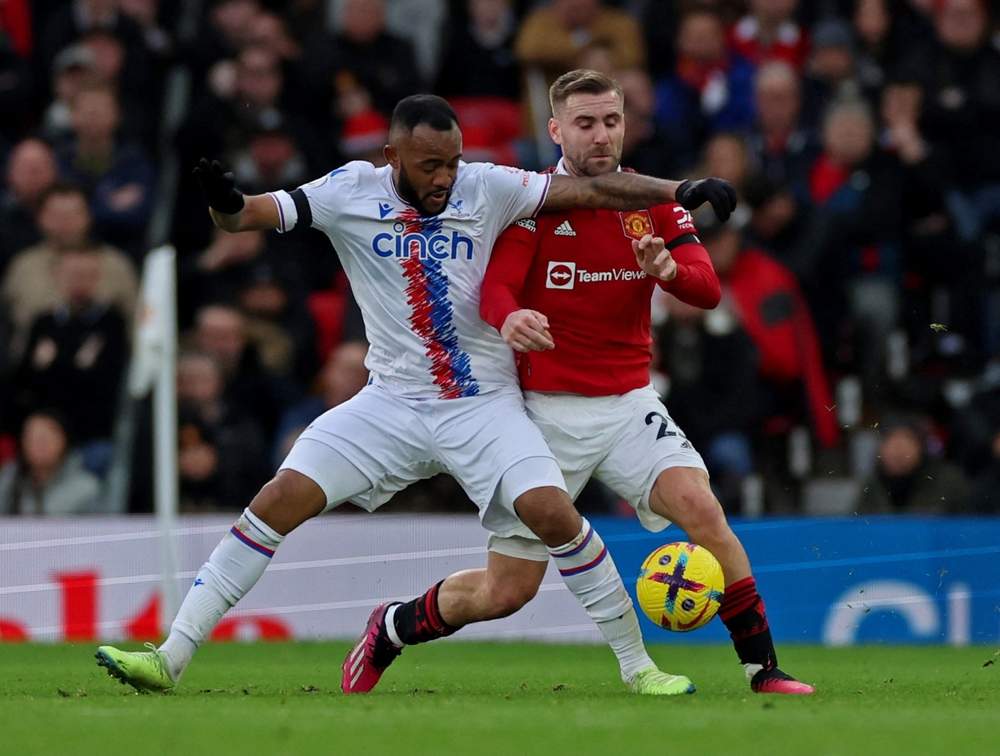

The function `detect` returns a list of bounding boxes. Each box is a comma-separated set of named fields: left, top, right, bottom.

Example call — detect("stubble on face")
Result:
left=552, top=91, right=625, bottom=178
left=389, top=124, right=462, bottom=216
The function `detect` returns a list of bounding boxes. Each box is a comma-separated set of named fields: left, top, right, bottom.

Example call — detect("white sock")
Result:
left=383, top=603, right=404, bottom=648
left=159, top=508, right=284, bottom=681
left=548, top=518, right=653, bottom=682
left=597, top=608, right=657, bottom=683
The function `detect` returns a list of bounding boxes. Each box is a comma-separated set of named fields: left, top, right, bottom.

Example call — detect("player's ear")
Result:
left=548, top=118, right=562, bottom=146
left=384, top=144, right=398, bottom=169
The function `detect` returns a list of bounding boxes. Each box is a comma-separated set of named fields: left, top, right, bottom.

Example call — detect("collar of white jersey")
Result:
left=554, top=158, right=623, bottom=176
left=380, top=160, right=470, bottom=211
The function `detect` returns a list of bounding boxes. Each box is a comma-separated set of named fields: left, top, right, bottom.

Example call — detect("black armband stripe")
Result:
left=290, top=188, right=313, bottom=229
left=666, top=233, right=700, bottom=250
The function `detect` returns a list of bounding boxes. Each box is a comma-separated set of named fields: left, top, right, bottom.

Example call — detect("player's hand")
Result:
left=501, top=309, right=555, bottom=353
left=675, top=178, right=737, bottom=222
left=194, top=158, right=245, bottom=214
left=633, top=234, right=677, bottom=282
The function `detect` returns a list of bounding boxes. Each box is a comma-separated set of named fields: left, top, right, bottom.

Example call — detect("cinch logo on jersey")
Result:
left=398, top=209, right=480, bottom=399
left=372, top=222, right=474, bottom=260
left=546, top=260, right=647, bottom=289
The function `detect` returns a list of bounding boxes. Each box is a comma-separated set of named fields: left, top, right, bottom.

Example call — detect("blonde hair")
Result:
left=549, top=69, right=624, bottom=116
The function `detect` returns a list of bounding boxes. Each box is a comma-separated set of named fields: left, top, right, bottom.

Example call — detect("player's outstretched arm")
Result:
left=194, top=158, right=280, bottom=233
left=543, top=174, right=738, bottom=222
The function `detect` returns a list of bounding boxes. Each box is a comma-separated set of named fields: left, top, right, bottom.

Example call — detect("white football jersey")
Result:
left=269, top=161, right=551, bottom=399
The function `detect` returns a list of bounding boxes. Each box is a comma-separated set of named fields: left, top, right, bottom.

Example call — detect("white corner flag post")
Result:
left=129, top=246, right=180, bottom=636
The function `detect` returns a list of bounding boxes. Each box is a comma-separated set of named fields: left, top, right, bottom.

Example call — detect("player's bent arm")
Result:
left=657, top=244, right=722, bottom=309
left=481, top=222, right=539, bottom=329
left=501, top=309, right=554, bottom=353
left=209, top=194, right=280, bottom=233
left=543, top=173, right=681, bottom=213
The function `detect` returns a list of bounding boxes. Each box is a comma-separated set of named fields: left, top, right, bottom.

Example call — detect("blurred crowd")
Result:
left=1, top=0, right=1000, bottom=518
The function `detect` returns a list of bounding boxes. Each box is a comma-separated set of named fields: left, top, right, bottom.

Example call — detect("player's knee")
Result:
left=249, top=469, right=326, bottom=535
left=656, top=471, right=728, bottom=541
left=514, top=487, right=582, bottom=546
left=681, top=491, right=731, bottom=544
left=487, top=579, right=539, bottom=618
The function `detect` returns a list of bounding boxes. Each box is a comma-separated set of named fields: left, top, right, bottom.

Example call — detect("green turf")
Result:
left=0, top=642, right=997, bottom=755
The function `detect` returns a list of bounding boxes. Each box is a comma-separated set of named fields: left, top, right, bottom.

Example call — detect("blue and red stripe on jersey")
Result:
left=399, top=209, right=479, bottom=399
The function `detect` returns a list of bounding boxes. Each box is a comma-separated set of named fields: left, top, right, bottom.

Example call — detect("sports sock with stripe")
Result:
left=548, top=518, right=655, bottom=682
left=389, top=580, right=458, bottom=645
left=718, top=575, right=777, bottom=680
left=160, top=508, right=285, bottom=681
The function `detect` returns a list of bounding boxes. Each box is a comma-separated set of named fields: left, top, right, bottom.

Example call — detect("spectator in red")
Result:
left=701, top=220, right=840, bottom=456
left=728, top=0, right=809, bottom=71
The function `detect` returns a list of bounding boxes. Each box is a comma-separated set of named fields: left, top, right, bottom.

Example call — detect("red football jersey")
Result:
left=481, top=198, right=721, bottom=395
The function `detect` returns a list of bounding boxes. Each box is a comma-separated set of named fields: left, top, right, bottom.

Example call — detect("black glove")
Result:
left=675, top=178, right=738, bottom=223
left=194, top=158, right=245, bottom=214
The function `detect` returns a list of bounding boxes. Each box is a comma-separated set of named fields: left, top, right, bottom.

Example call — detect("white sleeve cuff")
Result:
left=268, top=190, right=298, bottom=233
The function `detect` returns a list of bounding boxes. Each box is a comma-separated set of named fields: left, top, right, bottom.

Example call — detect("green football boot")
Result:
left=95, top=643, right=175, bottom=694
left=627, top=666, right=696, bottom=696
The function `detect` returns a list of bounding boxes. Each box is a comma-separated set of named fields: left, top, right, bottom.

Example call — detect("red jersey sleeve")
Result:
left=653, top=204, right=722, bottom=309
left=480, top=218, right=541, bottom=331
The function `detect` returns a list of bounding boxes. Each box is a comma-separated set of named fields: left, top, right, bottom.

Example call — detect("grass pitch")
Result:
left=0, top=642, right=996, bottom=755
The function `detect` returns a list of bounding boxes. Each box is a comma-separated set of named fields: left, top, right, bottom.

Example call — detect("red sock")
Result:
left=719, top=576, right=777, bottom=670
left=392, top=581, right=459, bottom=645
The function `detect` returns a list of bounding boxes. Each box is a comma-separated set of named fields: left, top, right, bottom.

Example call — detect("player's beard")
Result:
left=397, top=164, right=449, bottom=217
left=565, top=151, right=621, bottom=178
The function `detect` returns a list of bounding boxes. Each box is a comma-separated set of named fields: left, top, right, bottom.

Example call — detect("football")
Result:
left=636, top=542, right=725, bottom=631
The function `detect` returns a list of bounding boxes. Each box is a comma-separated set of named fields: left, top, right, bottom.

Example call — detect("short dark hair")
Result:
left=549, top=69, right=623, bottom=116
left=38, top=179, right=87, bottom=209
left=389, top=95, right=459, bottom=137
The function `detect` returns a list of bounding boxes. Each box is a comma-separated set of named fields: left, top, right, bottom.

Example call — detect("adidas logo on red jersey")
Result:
left=553, top=220, right=577, bottom=236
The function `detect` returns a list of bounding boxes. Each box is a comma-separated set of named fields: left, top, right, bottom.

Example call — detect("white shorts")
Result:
left=278, top=383, right=565, bottom=541
left=524, top=384, right=708, bottom=532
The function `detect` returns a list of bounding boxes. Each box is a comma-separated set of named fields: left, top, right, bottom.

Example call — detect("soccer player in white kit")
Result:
left=94, top=95, right=737, bottom=696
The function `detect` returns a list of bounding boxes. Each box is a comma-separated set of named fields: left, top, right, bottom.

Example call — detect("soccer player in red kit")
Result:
left=480, top=69, right=814, bottom=694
